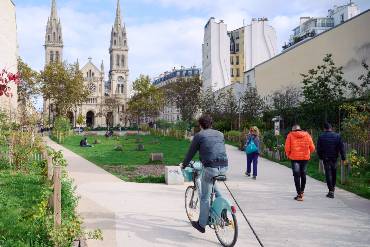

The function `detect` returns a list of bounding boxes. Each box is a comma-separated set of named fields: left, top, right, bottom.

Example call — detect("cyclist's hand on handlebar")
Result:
left=179, top=163, right=186, bottom=169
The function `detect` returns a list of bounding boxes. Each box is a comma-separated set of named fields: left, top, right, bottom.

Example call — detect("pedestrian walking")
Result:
left=317, top=122, right=346, bottom=199
left=245, top=126, right=260, bottom=180
left=285, top=124, right=315, bottom=201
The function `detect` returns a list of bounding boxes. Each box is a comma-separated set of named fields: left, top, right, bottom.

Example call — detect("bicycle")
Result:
left=182, top=161, right=238, bottom=247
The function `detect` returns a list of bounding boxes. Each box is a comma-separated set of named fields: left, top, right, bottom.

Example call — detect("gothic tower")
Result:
left=44, top=0, right=63, bottom=65
left=109, top=0, right=129, bottom=99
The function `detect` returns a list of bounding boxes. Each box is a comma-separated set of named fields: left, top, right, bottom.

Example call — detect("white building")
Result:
left=0, top=0, right=18, bottom=119
left=284, top=2, right=360, bottom=49
left=202, top=17, right=230, bottom=92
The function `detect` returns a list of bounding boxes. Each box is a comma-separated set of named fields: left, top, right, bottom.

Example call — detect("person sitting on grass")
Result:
left=80, top=137, right=92, bottom=147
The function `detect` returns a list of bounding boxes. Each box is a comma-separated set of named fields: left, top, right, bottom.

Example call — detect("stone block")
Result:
left=150, top=153, right=163, bottom=162
left=165, top=166, right=184, bottom=185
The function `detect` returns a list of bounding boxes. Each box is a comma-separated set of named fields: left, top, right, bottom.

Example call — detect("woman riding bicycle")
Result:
left=182, top=114, right=229, bottom=233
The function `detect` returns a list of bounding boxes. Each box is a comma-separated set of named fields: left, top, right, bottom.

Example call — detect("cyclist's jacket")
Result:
left=183, top=128, right=228, bottom=168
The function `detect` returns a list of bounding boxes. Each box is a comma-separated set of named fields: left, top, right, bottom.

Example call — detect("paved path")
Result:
left=46, top=138, right=370, bottom=247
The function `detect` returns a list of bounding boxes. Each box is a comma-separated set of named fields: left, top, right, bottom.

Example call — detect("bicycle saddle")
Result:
left=213, top=175, right=227, bottom=181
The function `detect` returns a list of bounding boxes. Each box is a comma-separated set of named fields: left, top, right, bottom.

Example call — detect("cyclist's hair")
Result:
left=198, top=115, right=213, bottom=129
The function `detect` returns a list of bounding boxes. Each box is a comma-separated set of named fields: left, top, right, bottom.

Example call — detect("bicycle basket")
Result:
left=182, top=167, right=194, bottom=182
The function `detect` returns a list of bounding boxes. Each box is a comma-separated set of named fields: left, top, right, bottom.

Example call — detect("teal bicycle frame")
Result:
left=184, top=161, right=235, bottom=226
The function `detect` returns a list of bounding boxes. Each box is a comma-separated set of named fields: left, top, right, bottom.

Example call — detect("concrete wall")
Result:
left=0, top=0, right=18, bottom=118
left=254, top=10, right=370, bottom=97
left=202, top=18, right=230, bottom=91
left=244, top=19, right=277, bottom=71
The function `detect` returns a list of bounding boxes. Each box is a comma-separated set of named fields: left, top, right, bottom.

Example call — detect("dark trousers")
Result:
left=323, top=159, right=337, bottom=192
left=291, top=160, right=308, bottom=194
left=247, top=153, right=259, bottom=177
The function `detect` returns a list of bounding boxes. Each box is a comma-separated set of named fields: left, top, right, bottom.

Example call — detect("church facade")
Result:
left=43, top=0, right=129, bottom=128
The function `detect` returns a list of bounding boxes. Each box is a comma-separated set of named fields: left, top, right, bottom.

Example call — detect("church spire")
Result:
left=51, top=0, right=58, bottom=20
left=114, top=0, right=122, bottom=27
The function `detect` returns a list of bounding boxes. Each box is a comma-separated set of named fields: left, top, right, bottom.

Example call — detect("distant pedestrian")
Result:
left=317, top=123, right=346, bottom=199
left=285, top=124, right=315, bottom=201
left=245, top=126, right=260, bottom=180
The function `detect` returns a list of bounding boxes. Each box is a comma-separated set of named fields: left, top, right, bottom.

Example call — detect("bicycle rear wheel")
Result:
left=215, top=210, right=238, bottom=247
left=185, top=186, right=200, bottom=222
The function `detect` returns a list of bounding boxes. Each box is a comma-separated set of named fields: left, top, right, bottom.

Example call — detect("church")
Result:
left=43, top=0, right=129, bottom=128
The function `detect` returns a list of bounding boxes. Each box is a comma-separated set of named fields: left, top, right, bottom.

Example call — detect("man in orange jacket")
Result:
left=285, top=124, right=315, bottom=201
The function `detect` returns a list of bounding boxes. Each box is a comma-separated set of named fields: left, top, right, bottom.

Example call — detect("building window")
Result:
left=236, top=68, right=240, bottom=77
left=114, top=40, right=117, bottom=46
left=236, top=56, right=239, bottom=65
left=59, top=35, right=61, bottom=42
left=247, top=75, right=250, bottom=84
left=56, top=51, right=60, bottom=62
left=116, top=55, right=120, bottom=66
left=92, top=72, right=95, bottom=77
left=231, top=68, right=234, bottom=77
left=121, top=55, right=125, bottom=67
left=53, top=32, right=56, bottom=41
left=124, top=40, right=127, bottom=46
left=340, top=14, right=344, bottom=23
left=236, top=43, right=239, bottom=52
left=50, top=51, right=54, bottom=62
left=48, top=35, right=50, bottom=42
left=231, top=56, right=234, bottom=65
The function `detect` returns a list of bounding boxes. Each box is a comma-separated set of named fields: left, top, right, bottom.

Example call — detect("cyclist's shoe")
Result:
left=191, top=221, right=205, bottom=233
left=245, top=172, right=250, bottom=177
left=252, top=176, right=256, bottom=180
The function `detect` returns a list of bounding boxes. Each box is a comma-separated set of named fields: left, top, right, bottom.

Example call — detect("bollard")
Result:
left=53, top=166, right=62, bottom=227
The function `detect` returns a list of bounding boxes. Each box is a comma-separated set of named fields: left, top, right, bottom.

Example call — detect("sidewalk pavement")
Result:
left=46, top=138, right=370, bottom=247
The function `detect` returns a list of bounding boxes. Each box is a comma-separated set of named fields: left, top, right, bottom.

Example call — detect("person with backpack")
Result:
left=285, top=124, right=315, bottom=201
left=245, top=126, right=260, bottom=180
left=317, top=122, right=346, bottom=199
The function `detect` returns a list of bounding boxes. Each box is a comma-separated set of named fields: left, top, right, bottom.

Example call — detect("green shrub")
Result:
left=54, top=116, right=71, bottom=132
left=114, top=145, right=123, bottom=151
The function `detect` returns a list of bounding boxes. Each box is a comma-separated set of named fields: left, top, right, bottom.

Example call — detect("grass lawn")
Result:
left=60, top=134, right=195, bottom=183
left=0, top=170, right=52, bottom=246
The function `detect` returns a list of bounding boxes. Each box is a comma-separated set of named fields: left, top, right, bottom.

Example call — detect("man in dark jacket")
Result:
left=317, top=123, right=346, bottom=198
left=182, top=115, right=228, bottom=233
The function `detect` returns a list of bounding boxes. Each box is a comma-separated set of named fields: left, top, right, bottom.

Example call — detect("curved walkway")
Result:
left=45, top=138, right=370, bottom=247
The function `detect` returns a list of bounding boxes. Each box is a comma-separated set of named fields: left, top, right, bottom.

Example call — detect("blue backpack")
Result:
left=245, top=138, right=258, bottom=154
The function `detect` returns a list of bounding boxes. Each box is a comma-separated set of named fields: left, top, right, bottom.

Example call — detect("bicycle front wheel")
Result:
left=215, top=210, right=238, bottom=247
left=185, top=186, right=200, bottom=222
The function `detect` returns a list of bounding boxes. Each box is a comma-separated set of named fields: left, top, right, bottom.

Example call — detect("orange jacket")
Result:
left=285, top=130, right=315, bottom=161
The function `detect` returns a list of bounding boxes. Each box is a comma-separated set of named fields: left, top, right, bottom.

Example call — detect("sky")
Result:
left=14, top=0, right=370, bottom=107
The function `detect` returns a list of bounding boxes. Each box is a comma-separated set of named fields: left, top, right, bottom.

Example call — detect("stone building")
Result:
left=153, top=66, right=201, bottom=122
left=43, top=0, right=129, bottom=128
left=0, top=0, right=18, bottom=119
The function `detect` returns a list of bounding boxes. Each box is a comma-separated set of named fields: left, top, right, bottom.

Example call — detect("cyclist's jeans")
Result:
left=199, top=166, right=228, bottom=228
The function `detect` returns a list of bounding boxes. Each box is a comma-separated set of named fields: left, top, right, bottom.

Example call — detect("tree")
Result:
left=215, top=88, right=238, bottom=130
left=350, top=62, right=370, bottom=99
left=164, top=76, right=202, bottom=122
left=127, top=75, right=164, bottom=125
left=272, top=86, right=301, bottom=112
left=41, top=62, right=89, bottom=117
left=241, top=87, right=265, bottom=122
left=301, top=54, right=349, bottom=122
left=340, top=102, right=370, bottom=142
left=199, top=87, right=216, bottom=115
left=76, top=114, right=85, bottom=127
left=17, top=58, right=41, bottom=126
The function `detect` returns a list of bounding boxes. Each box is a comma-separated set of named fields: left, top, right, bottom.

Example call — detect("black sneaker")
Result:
left=326, top=191, right=334, bottom=199
left=245, top=172, right=250, bottom=177
left=191, top=221, right=205, bottom=233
